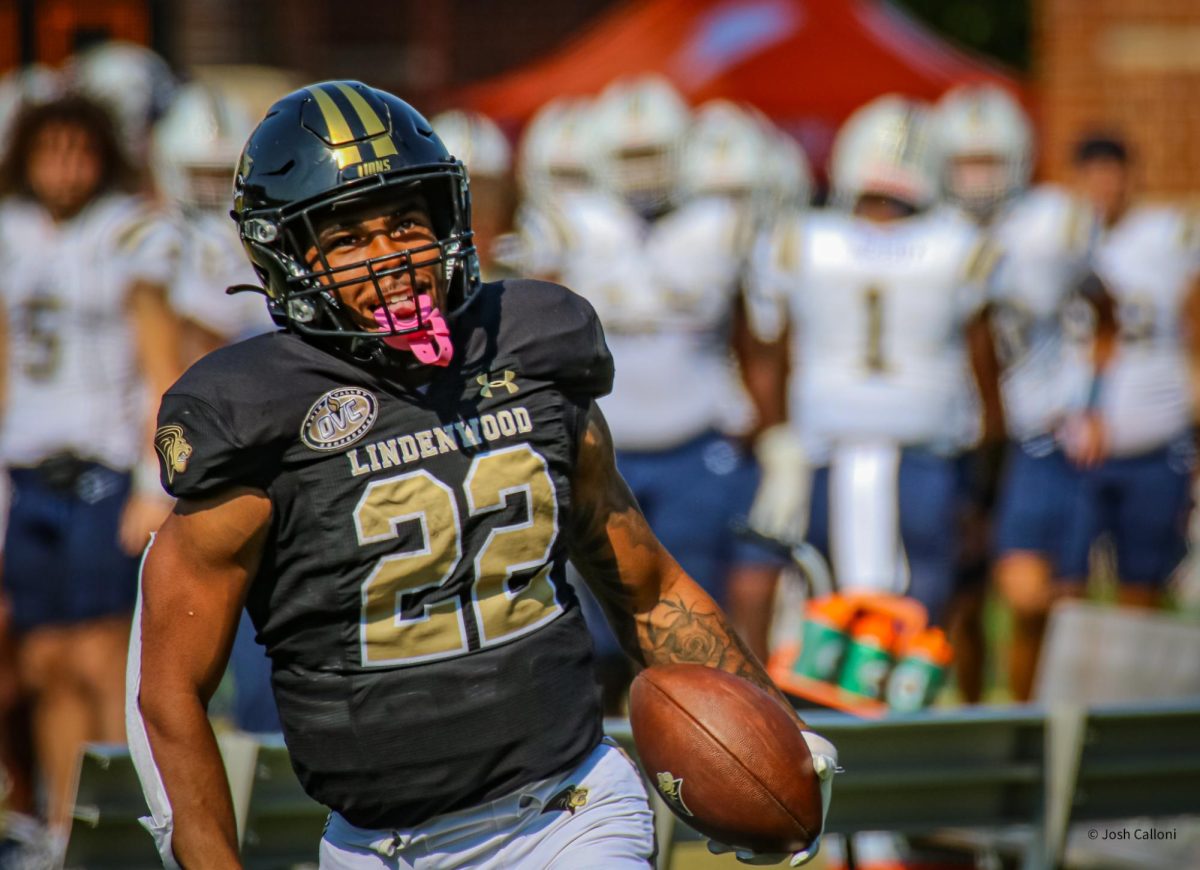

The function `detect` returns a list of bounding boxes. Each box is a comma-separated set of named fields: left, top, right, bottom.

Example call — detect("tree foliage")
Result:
left=893, top=0, right=1030, bottom=71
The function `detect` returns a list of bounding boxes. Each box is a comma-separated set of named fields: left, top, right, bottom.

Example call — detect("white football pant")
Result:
left=319, top=739, right=655, bottom=869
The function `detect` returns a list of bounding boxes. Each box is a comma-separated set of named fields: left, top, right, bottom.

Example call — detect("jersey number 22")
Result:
left=354, top=444, right=563, bottom=667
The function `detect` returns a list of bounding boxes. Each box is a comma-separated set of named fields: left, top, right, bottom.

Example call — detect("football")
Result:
left=629, top=664, right=822, bottom=853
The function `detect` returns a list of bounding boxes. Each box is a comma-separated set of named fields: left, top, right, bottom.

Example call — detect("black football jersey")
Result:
left=154, top=280, right=613, bottom=829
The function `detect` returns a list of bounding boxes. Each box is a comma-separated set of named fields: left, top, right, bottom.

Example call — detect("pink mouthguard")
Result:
left=373, top=294, right=453, bottom=366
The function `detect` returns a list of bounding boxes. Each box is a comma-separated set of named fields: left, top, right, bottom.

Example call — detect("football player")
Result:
left=1069, top=135, right=1199, bottom=608
left=934, top=84, right=1101, bottom=701
left=127, top=81, right=837, bottom=869
left=0, top=95, right=181, bottom=834
left=747, top=96, right=1004, bottom=630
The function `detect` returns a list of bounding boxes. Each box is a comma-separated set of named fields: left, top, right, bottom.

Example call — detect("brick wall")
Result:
left=1037, top=0, right=1200, bottom=197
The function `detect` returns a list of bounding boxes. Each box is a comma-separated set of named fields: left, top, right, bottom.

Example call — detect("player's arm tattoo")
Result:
left=568, top=402, right=804, bottom=723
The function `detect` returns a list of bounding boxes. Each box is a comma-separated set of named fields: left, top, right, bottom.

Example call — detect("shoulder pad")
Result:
left=156, top=335, right=297, bottom=496
left=478, top=280, right=614, bottom=398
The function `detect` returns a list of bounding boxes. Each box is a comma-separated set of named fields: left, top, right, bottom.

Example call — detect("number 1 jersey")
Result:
left=154, top=279, right=614, bottom=829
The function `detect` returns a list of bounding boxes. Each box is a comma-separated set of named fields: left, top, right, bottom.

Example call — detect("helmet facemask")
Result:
left=242, top=165, right=478, bottom=365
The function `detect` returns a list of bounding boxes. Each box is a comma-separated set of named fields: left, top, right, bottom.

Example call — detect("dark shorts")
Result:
left=1066, top=438, right=1195, bottom=586
left=993, top=439, right=1085, bottom=576
left=806, top=448, right=960, bottom=626
left=4, top=461, right=140, bottom=632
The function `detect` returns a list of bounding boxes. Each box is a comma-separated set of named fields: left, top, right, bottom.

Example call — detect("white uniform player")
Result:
left=751, top=206, right=989, bottom=462
left=1067, top=203, right=1200, bottom=590
left=934, top=83, right=1102, bottom=701
left=749, top=96, right=995, bottom=626
left=0, top=194, right=178, bottom=473
left=516, top=79, right=783, bottom=679
left=1092, top=207, right=1198, bottom=456
left=988, top=187, right=1096, bottom=445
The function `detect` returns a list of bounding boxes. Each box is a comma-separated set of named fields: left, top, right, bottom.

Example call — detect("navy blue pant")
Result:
left=993, top=441, right=1085, bottom=577
left=4, top=464, right=139, bottom=632
left=1067, top=439, right=1194, bottom=585
left=806, top=448, right=960, bottom=626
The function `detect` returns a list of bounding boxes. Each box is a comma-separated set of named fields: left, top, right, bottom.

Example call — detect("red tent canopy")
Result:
left=458, top=0, right=1022, bottom=165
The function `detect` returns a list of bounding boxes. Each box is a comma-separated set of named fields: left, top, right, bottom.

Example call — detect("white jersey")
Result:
left=749, top=207, right=990, bottom=463
left=0, top=193, right=179, bottom=470
left=520, top=191, right=754, bottom=449
left=987, top=186, right=1097, bottom=441
left=1093, top=205, right=1200, bottom=455
left=172, top=209, right=273, bottom=342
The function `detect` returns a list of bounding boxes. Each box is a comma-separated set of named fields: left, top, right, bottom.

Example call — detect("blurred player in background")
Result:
left=513, top=77, right=787, bottom=694
left=151, top=81, right=280, bottom=735
left=0, top=61, right=60, bottom=834
left=749, top=96, right=1003, bottom=632
left=431, top=110, right=515, bottom=279
left=934, top=84, right=1099, bottom=701
left=0, top=94, right=180, bottom=836
left=152, top=81, right=270, bottom=359
left=1070, top=135, right=1199, bottom=608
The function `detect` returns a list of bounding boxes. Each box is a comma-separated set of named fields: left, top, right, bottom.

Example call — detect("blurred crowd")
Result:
left=0, top=36, right=1198, bottom=861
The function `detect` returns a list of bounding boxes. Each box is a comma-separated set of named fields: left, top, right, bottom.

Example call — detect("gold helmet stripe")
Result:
left=308, top=86, right=362, bottom=168
left=334, top=83, right=399, bottom=160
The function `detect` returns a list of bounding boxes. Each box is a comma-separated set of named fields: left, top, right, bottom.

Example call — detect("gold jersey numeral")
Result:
left=863, top=285, right=887, bottom=373
left=356, top=445, right=563, bottom=667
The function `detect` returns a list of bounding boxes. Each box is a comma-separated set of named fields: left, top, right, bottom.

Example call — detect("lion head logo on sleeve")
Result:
left=154, top=424, right=194, bottom=484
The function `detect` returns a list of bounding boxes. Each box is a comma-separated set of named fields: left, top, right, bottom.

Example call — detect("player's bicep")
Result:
left=139, top=487, right=271, bottom=704
left=568, top=402, right=683, bottom=615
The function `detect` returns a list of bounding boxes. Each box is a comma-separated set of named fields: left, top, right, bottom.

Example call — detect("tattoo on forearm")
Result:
left=640, top=594, right=785, bottom=703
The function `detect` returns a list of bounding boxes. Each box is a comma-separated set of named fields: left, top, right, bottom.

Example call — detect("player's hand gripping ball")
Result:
left=629, top=665, right=827, bottom=857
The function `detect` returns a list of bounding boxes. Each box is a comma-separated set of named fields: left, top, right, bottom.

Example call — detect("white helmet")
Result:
left=152, top=82, right=254, bottom=210
left=830, top=95, right=940, bottom=210
left=517, top=97, right=595, bottom=201
left=0, top=64, right=61, bottom=148
left=590, top=74, right=691, bottom=215
left=431, top=110, right=511, bottom=178
left=934, top=83, right=1033, bottom=216
left=679, top=100, right=771, bottom=201
left=67, top=41, right=176, bottom=156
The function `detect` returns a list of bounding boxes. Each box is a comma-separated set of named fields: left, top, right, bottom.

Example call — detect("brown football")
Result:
left=629, top=664, right=822, bottom=853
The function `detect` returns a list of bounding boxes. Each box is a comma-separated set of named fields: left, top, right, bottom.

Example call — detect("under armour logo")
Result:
left=477, top=371, right=518, bottom=398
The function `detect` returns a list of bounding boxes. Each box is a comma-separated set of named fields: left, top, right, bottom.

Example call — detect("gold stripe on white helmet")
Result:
left=589, top=74, right=691, bottom=214
left=830, top=95, right=940, bottom=210
left=933, top=83, right=1032, bottom=216
left=518, top=96, right=596, bottom=204
left=679, top=99, right=772, bottom=201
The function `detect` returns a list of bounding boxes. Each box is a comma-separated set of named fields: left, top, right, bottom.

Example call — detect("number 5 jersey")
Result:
left=0, top=193, right=179, bottom=470
left=154, top=279, right=614, bottom=829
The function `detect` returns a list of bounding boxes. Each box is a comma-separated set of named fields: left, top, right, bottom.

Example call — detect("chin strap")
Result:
left=373, top=294, right=453, bottom=366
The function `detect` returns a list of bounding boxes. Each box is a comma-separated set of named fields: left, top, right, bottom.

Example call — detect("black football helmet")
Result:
left=231, top=81, right=480, bottom=360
